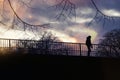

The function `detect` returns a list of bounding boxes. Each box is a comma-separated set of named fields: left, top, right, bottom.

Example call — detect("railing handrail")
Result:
left=0, top=38, right=97, bottom=45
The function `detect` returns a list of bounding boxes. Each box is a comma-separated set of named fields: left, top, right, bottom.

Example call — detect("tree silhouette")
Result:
left=97, top=29, right=120, bottom=57
left=15, top=31, right=74, bottom=55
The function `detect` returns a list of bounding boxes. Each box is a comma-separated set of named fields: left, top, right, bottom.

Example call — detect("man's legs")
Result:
left=88, top=47, right=91, bottom=56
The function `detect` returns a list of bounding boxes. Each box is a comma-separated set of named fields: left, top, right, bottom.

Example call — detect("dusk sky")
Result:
left=0, top=0, right=120, bottom=43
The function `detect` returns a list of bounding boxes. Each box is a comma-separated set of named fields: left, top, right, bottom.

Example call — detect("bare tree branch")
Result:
left=18, top=0, right=37, bottom=9
left=0, top=0, right=51, bottom=36
left=51, top=0, right=76, bottom=21
left=8, top=0, right=50, bottom=29
left=89, top=0, right=120, bottom=27
left=2, top=0, right=52, bottom=39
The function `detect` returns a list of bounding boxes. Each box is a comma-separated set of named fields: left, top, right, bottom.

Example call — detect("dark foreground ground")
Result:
left=0, top=54, right=120, bottom=80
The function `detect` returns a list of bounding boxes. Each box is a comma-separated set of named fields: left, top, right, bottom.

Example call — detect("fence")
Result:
left=0, top=38, right=113, bottom=56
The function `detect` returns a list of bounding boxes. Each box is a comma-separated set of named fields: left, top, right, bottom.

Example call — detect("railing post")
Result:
left=79, top=43, right=81, bottom=56
left=9, top=39, right=11, bottom=48
left=8, top=39, right=11, bottom=52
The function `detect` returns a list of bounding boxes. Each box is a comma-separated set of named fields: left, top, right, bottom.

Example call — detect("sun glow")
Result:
left=47, top=29, right=78, bottom=43
left=68, top=26, right=98, bottom=43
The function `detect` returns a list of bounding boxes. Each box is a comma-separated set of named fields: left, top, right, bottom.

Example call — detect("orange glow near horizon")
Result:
left=67, top=25, right=98, bottom=43
left=47, top=29, right=78, bottom=43
left=59, top=36, right=78, bottom=43
left=47, top=27, right=97, bottom=43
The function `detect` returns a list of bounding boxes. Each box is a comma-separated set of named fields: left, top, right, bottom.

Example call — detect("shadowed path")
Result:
left=0, top=54, right=119, bottom=80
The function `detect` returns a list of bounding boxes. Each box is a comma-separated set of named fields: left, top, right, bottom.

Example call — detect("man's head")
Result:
left=88, top=36, right=91, bottom=38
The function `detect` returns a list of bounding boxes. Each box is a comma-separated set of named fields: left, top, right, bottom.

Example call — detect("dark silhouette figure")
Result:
left=86, top=36, right=93, bottom=56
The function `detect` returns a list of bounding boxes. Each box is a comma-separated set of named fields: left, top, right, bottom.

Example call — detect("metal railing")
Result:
left=0, top=38, right=113, bottom=56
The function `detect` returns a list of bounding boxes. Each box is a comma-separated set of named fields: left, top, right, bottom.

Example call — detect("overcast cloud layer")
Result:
left=0, top=0, right=120, bottom=43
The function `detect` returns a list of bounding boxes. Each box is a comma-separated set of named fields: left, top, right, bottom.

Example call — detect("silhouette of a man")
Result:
left=86, top=36, right=93, bottom=56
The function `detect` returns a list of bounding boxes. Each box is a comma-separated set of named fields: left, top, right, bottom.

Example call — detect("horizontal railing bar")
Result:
left=0, top=38, right=117, bottom=47
left=0, top=38, right=97, bottom=45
